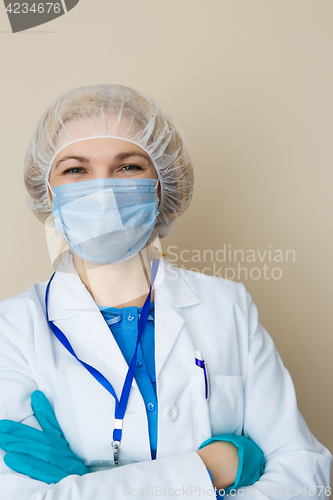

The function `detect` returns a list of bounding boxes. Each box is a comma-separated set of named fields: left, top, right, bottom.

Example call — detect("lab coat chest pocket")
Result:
left=191, top=374, right=244, bottom=448
left=191, top=373, right=212, bottom=449
left=208, top=375, right=244, bottom=437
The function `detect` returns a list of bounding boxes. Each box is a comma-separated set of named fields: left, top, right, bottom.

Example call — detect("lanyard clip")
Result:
left=112, top=440, right=120, bottom=465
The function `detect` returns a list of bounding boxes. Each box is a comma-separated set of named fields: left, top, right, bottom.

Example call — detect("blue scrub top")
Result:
left=98, top=301, right=157, bottom=460
left=97, top=301, right=264, bottom=498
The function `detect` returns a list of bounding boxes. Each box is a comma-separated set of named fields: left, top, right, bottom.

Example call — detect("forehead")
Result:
left=55, top=114, right=134, bottom=148
left=53, top=137, right=153, bottom=163
left=52, top=114, right=152, bottom=166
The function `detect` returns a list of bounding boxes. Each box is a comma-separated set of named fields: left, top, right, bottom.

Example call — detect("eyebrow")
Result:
left=115, top=151, right=151, bottom=162
left=55, top=155, right=89, bottom=169
left=54, top=151, right=151, bottom=169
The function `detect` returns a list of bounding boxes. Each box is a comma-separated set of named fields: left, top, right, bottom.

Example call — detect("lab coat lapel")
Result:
left=154, top=262, right=201, bottom=379
left=75, top=309, right=132, bottom=384
left=47, top=270, right=134, bottom=387
left=46, top=260, right=201, bottom=388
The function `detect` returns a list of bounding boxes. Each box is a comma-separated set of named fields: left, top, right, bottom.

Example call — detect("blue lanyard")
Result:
left=45, top=259, right=159, bottom=463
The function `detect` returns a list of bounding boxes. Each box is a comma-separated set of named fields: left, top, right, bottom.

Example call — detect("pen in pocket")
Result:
left=195, top=350, right=210, bottom=400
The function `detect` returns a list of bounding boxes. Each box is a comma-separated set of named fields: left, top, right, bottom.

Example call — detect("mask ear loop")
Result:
left=47, top=180, right=55, bottom=198
left=155, top=178, right=161, bottom=211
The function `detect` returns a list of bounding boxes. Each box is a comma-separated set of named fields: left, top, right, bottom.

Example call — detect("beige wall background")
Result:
left=1, top=0, right=332, bottom=465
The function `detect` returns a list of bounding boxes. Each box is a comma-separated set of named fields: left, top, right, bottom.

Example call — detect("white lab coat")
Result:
left=0, top=259, right=331, bottom=500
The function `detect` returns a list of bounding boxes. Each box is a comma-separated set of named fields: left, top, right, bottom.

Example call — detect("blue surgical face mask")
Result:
left=51, top=178, right=159, bottom=265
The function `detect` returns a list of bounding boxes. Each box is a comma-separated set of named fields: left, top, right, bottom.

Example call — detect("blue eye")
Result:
left=121, top=164, right=142, bottom=171
left=63, top=167, right=85, bottom=174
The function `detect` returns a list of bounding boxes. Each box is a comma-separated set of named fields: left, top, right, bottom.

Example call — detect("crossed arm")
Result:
left=0, top=391, right=260, bottom=492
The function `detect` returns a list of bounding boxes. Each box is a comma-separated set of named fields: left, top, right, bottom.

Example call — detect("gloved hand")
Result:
left=199, top=434, right=265, bottom=494
left=0, top=390, right=89, bottom=484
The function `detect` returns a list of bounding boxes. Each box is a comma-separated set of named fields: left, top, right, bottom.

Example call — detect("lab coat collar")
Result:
left=47, top=258, right=201, bottom=321
left=150, top=260, right=202, bottom=379
left=46, top=268, right=97, bottom=321
left=46, top=266, right=138, bottom=387
left=156, top=260, right=201, bottom=308
left=45, top=258, right=201, bottom=383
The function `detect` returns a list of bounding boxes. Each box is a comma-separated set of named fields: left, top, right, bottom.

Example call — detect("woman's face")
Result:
left=49, top=137, right=158, bottom=191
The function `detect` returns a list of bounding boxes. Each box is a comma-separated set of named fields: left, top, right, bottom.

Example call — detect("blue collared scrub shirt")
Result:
left=98, top=301, right=265, bottom=494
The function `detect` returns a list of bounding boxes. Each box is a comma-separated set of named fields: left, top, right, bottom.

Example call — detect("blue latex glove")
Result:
left=199, top=434, right=265, bottom=494
left=0, top=391, right=89, bottom=484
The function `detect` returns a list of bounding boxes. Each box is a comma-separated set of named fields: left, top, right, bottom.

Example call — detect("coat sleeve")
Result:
left=230, top=291, right=332, bottom=499
left=0, top=317, right=214, bottom=500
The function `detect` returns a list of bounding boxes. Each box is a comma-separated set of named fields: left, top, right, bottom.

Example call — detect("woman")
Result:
left=0, top=84, right=331, bottom=499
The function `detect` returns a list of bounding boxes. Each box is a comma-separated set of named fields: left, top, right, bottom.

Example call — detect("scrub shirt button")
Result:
left=136, top=361, right=143, bottom=367
left=147, top=403, right=155, bottom=412
left=127, top=313, right=135, bottom=322
left=166, top=405, right=179, bottom=422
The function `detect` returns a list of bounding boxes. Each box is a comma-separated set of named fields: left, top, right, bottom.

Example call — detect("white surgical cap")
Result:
left=24, top=84, right=194, bottom=238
